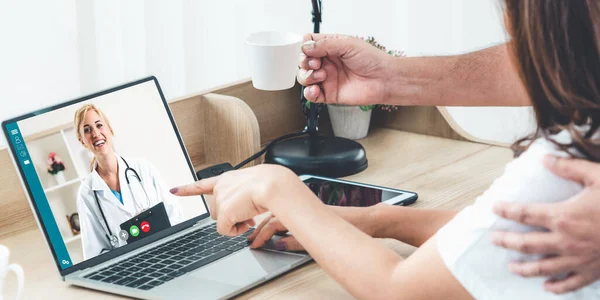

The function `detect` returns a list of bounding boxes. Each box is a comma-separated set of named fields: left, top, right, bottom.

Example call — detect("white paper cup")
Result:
left=245, top=31, right=303, bottom=91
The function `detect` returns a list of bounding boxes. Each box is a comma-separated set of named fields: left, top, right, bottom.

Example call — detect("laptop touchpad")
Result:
left=190, top=248, right=303, bottom=286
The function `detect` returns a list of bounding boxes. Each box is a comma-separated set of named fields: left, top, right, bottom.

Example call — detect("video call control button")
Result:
left=140, top=221, right=150, bottom=233
left=119, top=229, right=129, bottom=241
left=130, top=225, right=140, bottom=237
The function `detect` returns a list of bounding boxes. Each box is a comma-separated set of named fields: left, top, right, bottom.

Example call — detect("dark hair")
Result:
left=505, top=0, right=600, bottom=161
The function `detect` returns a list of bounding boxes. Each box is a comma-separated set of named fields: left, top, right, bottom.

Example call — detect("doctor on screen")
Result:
left=74, top=104, right=183, bottom=259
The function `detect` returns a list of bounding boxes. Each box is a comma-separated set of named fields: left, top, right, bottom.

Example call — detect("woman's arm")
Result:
left=370, top=205, right=457, bottom=246
left=248, top=204, right=457, bottom=250
left=172, top=166, right=471, bottom=300
left=266, top=184, right=471, bottom=300
left=323, top=205, right=457, bottom=246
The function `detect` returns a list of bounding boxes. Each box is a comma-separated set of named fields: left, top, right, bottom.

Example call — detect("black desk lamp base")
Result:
left=264, top=135, right=368, bottom=178
left=263, top=0, right=367, bottom=178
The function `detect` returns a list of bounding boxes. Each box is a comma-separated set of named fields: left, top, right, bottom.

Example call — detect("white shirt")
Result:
left=436, top=130, right=600, bottom=299
left=77, top=155, right=183, bottom=259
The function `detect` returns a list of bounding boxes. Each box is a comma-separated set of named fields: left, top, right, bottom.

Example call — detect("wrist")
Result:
left=367, top=203, right=386, bottom=238
left=349, top=204, right=384, bottom=237
left=383, top=56, right=419, bottom=106
left=263, top=166, right=319, bottom=211
left=326, top=205, right=380, bottom=237
left=261, top=166, right=296, bottom=209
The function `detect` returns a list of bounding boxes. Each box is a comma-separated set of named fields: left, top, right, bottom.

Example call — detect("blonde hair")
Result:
left=73, top=104, right=114, bottom=171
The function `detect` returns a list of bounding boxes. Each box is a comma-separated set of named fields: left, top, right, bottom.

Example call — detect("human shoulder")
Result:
left=434, top=131, right=600, bottom=299
left=515, top=130, right=576, bottom=163
left=480, top=131, right=583, bottom=206
left=76, top=173, right=95, bottom=211
left=78, top=173, right=94, bottom=193
left=121, top=156, right=160, bottom=177
left=121, top=156, right=152, bottom=166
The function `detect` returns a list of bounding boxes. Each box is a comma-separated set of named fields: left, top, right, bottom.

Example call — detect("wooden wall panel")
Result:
left=212, top=81, right=307, bottom=145
left=370, top=106, right=470, bottom=142
left=0, top=150, right=35, bottom=237
left=168, top=94, right=206, bottom=168
left=202, top=93, right=261, bottom=168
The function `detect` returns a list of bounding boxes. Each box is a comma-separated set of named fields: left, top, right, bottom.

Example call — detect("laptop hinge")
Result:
left=194, top=218, right=214, bottom=227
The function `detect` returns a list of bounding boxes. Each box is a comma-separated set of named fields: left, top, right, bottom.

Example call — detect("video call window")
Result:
left=5, top=80, right=207, bottom=269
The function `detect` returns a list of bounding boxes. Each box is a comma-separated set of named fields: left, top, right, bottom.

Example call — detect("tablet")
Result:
left=299, top=175, right=418, bottom=207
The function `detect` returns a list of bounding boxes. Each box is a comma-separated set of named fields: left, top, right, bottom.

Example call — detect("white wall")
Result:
left=0, top=0, right=535, bottom=148
left=0, top=0, right=82, bottom=146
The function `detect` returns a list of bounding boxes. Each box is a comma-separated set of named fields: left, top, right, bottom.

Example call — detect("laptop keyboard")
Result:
left=84, top=223, right=254, bottom=290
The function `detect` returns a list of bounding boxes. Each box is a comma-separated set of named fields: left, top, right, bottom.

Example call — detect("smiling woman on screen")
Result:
left=74, top=104, right=183, bottom=259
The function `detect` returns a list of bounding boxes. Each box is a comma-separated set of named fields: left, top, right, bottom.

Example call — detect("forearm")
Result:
left=385, top=44, right=529, bottom=106
left=328, top=204, right=457, bottom=247
left=372, top=205, right=457, bottom=246
left=326, top=205, right=379, bottom=235
left=270, top=190, right=403, bottom=300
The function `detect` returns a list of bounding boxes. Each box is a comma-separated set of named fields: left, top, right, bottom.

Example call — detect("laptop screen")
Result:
left=2, top=78, right=208, bottom=271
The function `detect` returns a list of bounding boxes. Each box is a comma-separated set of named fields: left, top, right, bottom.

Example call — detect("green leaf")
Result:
left=305, top=100, right=311, bottom=110
left=359, top=105, right=374, bottom=111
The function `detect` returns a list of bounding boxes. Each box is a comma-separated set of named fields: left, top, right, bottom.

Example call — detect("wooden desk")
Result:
left=3, top=128, right=513, bottom=299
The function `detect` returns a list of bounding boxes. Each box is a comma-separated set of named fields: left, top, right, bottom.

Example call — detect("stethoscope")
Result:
left=93, top=156, right=151, bottom=251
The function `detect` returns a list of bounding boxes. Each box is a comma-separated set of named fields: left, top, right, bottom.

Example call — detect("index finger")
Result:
left=170, top=176, right=218, bottom=196
left=493, top=202, right=555, bottom=228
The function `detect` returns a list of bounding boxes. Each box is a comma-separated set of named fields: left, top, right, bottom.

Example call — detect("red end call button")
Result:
left=140, top=221, right=150, bottom=233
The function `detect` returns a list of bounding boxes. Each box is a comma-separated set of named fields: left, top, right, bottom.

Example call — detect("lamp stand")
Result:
left=264, top=0, right=368, bottom=178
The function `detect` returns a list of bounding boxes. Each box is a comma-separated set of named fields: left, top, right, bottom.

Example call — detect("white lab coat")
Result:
left=77, top=155, right=183, bottom=260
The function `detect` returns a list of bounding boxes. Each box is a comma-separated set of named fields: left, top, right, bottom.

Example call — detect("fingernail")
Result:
left=310, top=85, right=320, bottom=95
left=490, top=233, right=501, bottom=245
left=308, top=59, right=319, bottom=69
left=508, top=263, right=520, bottom=274
left=302, top=40, right=316, bottom=50
left=275, top=241, right=287, bottom=251
left=492, top=202, right=503, bottom=214
left=169, top=188, right=178, bottom=194
left=299, top=69, right=313, bottom=80
left=544, top=155, right=557, bottom=167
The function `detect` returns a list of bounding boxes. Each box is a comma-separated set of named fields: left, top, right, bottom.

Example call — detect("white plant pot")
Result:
left=54, top=172, right=66, bottom=185
left=327, top=104, right=373, bottom=140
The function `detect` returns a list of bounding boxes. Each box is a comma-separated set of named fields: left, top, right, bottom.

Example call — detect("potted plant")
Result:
left=327, top=37, right=404, bottom=140
left=47, top=152, right=66, bottom=185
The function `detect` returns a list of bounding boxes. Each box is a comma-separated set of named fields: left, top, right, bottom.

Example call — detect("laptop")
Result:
left=1, top=77, right=311, bottom=299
